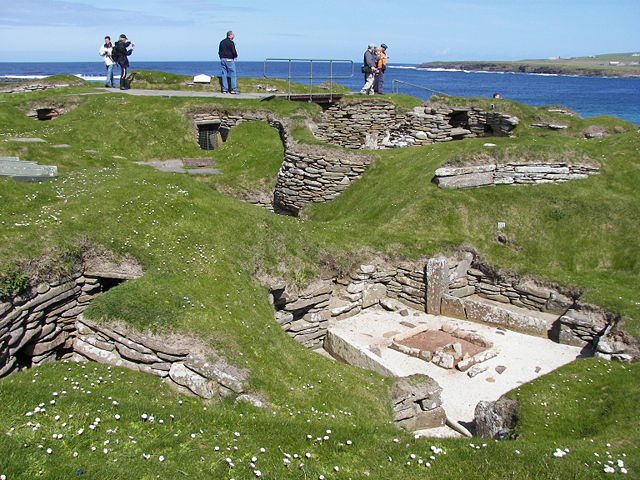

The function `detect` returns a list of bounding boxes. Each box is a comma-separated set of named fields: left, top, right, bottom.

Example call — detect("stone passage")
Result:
left=434, top=162, right=600, bottom=188
left=0, top=271, right=128, bottom=377
left=0, top=258, right=255, bottom=402
left=190, top=109, right=374, bottom=216
left=313, top=98, right=519, bottom=149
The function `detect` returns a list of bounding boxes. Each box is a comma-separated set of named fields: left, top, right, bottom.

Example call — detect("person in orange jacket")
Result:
left=374, top=43, right=388, bottom=94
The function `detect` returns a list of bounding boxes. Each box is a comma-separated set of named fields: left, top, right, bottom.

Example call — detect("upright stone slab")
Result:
left=426, top=257, right=449, bottom=315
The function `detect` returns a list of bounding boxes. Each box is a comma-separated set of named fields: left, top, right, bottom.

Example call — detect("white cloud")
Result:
left=0, top=0, right=189, bottom=27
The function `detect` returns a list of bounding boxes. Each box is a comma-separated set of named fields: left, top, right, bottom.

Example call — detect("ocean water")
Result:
left=1, top=61, right=639, bottom=125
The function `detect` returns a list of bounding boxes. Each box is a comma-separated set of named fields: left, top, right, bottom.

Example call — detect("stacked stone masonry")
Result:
left=314, top=99, right=519, bottom=149
left=0, top=273, right=107, bottom=378
left=434, top=163, right=600, bottom=189
left=0, top=269, right=252, bottom=401
left=192, top=109, right=375, bottom=216
left=74, top=317, right=248, bottom=401
left=270, top=251, right=634, bottom=361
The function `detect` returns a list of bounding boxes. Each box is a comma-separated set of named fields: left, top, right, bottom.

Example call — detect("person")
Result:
left=112, top=34, right=135, bottom=90
left=360, top=44, right=378, bottom=95
left=373, top=43, right=388, bottom=94
left=492, top=92, right=501, bottom=99
left=98, top=36, right=115, bottom=88
left=218, top=30, right=238, bottom=94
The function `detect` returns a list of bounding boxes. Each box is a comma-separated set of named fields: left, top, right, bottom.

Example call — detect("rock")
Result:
left=235, top=394, right=267, bottom=408
left=495, top=365, right=507, bottom=375
left=380, top=297, right=400, bottom=311
left=440, top=294, right=467, bottom=319
left=435, top=171, right=494, bottom=189
left=426, top=257, right=449, bottom=315
left=463, top=296, right=547, bottom=335
left=432, top=351, right=455, bottom=369
left=467, top=364, right=487, bottom=378
left=169, top=363, right=219, bottom=399
left=474, top=397, right=519, bottom=439
left=397, top=407, right=447, bottom=431
left=362, top=283, right=386, bottom=308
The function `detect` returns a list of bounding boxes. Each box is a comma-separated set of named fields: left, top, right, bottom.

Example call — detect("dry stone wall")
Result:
left=191, top=110, right=374, bottom=215
left=0, top=273, right=112, bottom=378
left=434, top=163, right=599, bottom=189
left=273, top=146, right=373, bottom=215
left=0, top=263, right=255, bottom=402
left=314, top=99, right=519, bottom=149
left=74, top=317, right=249, bottom=401
left=269, top=251, right=633, bottom=360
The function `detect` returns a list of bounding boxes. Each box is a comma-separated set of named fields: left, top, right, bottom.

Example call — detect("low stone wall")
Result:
left=434, top=163, right=600, bottom=189
left=74, top=317, right=248, bottom=401
left=391, top=375, right=446, bottom=431
left=314, top=99, right=519, bottom=149
left=269, top=251, right=633, bottom=360
left=270, top=262, right=427, bottom=348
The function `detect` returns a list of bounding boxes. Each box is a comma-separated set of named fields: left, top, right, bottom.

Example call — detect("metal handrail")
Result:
left=391, top=79, right=449, bottom=96
left=263, top=58, right=354, bottom=101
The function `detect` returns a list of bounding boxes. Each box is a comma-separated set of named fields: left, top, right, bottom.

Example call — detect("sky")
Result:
left=0, top=0, right=638, bottom=64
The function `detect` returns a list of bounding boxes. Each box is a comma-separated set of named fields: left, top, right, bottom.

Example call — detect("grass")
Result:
left=0, top=82, right=638, bottom=479
left=132, top=69, right=353, bottom=95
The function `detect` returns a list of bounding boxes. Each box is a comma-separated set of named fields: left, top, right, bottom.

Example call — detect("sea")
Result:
left=1, top=61, right=639, bottom=125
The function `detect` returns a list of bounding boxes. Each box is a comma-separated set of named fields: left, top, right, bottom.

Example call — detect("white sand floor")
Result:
left=328, top=309, right=583, bottom=426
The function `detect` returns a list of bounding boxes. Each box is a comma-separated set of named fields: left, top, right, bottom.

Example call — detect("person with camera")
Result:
left=112, top=34, right=135, bottom=90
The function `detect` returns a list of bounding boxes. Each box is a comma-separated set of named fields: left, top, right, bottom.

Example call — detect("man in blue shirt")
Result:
left=218, top=31, right=238, bottom=94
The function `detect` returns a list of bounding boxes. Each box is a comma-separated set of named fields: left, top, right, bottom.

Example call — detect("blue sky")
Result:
left=0, top=0, right=638, bottom=63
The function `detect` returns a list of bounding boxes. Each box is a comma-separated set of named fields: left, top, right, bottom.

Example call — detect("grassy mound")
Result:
left=0, top=80, right=638, bottom=479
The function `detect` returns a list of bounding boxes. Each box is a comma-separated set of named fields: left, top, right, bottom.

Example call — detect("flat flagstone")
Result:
left=0, top=157, right=57, bottom=181
left=6, top=137, right=47, bottom=143
left=182, top=158, right=215, bottom=167
left=135, top=158, right=222, bottom=176
left=50, top=144, right=71, bottom=148
left=134, top=159, right=186, bottom=173
left=187, top=168, right=222, bottom=175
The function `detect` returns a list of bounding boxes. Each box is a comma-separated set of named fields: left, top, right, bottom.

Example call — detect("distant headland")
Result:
left=419, top=52, right=640, bottom=78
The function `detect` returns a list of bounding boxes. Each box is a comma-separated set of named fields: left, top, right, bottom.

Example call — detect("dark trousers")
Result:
left=119, top=63, right=129, bottom=89
left=374, top=71, right=385, bottom=94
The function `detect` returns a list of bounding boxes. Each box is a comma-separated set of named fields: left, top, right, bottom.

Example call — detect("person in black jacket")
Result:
left=112, top=34, right=135, bottom=90
left=218, top=31, right=238, bottom=93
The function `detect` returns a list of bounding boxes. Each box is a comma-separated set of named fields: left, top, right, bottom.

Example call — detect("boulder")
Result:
left=474, top=397, right=519, bottom=439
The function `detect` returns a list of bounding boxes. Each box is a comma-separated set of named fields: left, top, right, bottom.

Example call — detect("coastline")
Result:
left=417, top=61, right=640, bottom=79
